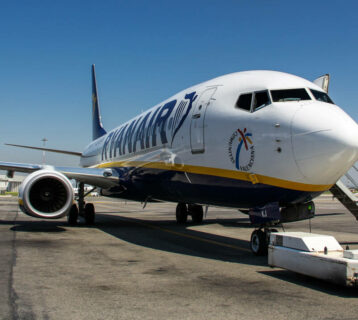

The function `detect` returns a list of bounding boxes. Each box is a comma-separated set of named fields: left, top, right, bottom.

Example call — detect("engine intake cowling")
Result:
left=19, top=170, right=74, bottom=219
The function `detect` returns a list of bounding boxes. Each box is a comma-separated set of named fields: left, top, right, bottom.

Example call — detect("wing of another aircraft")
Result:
left=0, top=161, right=120, bottom=189
left=5, top=143, right=82, bottom=156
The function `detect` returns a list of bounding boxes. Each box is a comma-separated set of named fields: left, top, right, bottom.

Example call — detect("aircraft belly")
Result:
left=103, top=166, right=321, bottom=207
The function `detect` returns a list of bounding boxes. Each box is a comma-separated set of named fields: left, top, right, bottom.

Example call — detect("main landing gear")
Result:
left=250, top=228, right=278, bottom=256
left=176, top=203, right=204, bottom=224
left=67, top=182, right=96, bottom=226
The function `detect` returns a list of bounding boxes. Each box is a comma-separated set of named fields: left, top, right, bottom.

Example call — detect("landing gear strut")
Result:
left=67, top=182, right=96, bottom=225
left=250, top=228, right=278, bottom=256
left=175, top=203, right=204, bottom=224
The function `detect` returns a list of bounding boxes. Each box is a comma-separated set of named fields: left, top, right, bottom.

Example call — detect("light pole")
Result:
left=41, top=138, right=48, bottom=164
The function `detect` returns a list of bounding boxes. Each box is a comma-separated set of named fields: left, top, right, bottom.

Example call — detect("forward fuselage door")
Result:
left=190, top=87, right=217, bottom=153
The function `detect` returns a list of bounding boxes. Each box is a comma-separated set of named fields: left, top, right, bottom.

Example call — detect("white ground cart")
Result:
left=268, top=232, right=358, bottom=287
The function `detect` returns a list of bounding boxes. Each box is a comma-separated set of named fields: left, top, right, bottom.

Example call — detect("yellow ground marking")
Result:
left=138, top=221, right=252, bottom=253
left=97, top=203, right=251, bottom=253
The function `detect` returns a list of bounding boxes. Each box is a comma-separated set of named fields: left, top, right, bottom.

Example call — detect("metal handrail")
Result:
left=344, top=172, right=358, bottom=190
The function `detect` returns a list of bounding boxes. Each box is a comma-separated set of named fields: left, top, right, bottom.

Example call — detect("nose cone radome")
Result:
left=292, top=104, right=358, bottom=185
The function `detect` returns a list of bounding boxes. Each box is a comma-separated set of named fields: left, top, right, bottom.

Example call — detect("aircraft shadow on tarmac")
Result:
left=0, top=220, right=67, bottom=233
left=93, top=212, right=267, bottom=267
left=10, top=223, right=67, bottom=233
left=3, top=212, right=358, bottom=294
left=0, top=213, right=266, bottom=266
left=315, top=212, right=345, bottom=217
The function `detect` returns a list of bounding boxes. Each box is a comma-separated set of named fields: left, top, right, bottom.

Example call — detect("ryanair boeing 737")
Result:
left=2, top=66, right=358, bottom=255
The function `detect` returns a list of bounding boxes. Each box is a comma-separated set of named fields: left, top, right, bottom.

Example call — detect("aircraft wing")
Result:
left=0, top=161, right=120, bottom=189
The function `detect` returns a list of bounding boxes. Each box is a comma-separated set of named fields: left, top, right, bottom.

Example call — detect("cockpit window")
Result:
left=253, top=91, right=270, bottom=111
left=310, top=89, right=334, bottom=104
left=270, top=89, right=311, bottom=102
left=236, top=93, right=252, bottom=111
left=236, top=91, right=271, bottom=112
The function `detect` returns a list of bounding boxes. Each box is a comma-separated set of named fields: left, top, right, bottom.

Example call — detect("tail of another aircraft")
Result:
left=92, top=64, right=107, bottom=140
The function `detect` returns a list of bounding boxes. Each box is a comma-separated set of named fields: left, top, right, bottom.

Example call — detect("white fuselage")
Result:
left=79, top=71, right=358, bottom=208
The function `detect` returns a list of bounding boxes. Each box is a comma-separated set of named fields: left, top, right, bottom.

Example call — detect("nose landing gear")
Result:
left=250, top=228, right=278, bottom=256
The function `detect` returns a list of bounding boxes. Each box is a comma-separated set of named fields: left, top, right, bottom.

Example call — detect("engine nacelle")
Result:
left=19, top=170, right=74, bottom=219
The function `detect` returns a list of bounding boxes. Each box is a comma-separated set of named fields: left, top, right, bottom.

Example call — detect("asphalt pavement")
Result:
left=1, top=195, right=358, bottom=320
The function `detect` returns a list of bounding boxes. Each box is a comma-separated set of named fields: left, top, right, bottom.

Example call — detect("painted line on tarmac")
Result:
left=96, top=201, right=251, bottom=252
left=92, top=201, right=126, bottom=204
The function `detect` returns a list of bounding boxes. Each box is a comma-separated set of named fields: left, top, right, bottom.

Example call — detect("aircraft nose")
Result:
left=292, top=103, right=358, bottom=185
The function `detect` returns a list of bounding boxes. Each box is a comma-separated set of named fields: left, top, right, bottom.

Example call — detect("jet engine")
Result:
left=18, top=170, right=74, bottom=219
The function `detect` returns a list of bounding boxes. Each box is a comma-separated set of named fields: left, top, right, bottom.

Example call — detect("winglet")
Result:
left=92, top=64, right=107, bottom=140
left=313, top=74, right=330, bottom=93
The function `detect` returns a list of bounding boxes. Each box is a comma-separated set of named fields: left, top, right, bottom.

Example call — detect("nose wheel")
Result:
left=250, top=229, right=267, bottom=255
left=250, top=228, right=278, bottom=256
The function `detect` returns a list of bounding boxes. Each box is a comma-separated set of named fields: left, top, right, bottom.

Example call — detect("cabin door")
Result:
left=190, top=87, right=217, bottom=153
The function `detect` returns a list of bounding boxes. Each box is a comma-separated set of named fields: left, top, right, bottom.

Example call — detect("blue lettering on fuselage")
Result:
left=151, top=100, right=176, bottom=147
left=101, top=92, right=197, bottom=161
left=132, top=112, right=151, bottom=152
left=145, top=107, right=160, bottom=149
left=114, top=124, right=127, bottom=157
left=172, top=92, right=197, bottom=144
left=102, top=131, right=114, bottom=161
left=121, top=118, right=139, bottom=155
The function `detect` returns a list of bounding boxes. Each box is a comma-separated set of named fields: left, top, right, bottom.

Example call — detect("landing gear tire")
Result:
left=67, top=204, right=79, bottom=226
left=250, top=229, right=268, bottom=256
left=188, top=204, right=203, bottom=224
left=84, top=203, right=95, bottom=225
left=176, top=203, right=188, bottom=224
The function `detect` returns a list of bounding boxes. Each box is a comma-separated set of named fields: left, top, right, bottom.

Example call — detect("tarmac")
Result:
left=1, top=195, right=358, bottom=320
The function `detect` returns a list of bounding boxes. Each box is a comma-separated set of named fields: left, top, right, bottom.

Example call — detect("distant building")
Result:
left=0, top=175, right=25, bottom=194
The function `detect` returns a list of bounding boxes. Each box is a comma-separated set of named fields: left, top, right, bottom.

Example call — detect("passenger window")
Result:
left=236, top=93, right=252, bottom=111
left=253, top=91, right=270, bottom=111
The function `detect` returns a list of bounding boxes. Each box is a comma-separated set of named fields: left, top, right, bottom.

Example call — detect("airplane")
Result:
left=1, top=65, right=358, bottom=255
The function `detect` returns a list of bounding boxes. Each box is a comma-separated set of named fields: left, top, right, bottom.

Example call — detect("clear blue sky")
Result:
left=1, top=0, right=357, bottom=167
